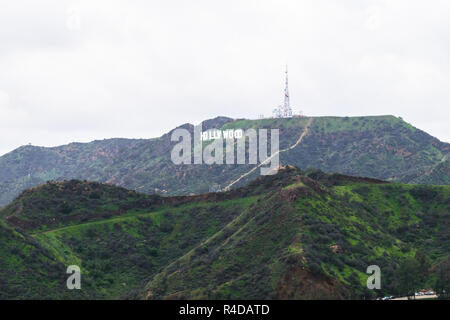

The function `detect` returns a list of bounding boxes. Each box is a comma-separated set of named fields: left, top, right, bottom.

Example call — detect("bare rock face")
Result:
left=330, top=244, right=343, bottom=254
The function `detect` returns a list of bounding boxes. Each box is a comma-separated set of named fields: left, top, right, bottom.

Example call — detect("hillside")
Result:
left=0, top=167, right=449, bottom=299
left=398, top=159, right=450, bottom=185
left=1, top=179, right=259, bottom=299
left=137, top=168, right=450, bottom=299
left=0, top=180, right=163, bottom=232
left=0, top=115, right=448, bottom=206
left=0, top=220, right=93, bottom=299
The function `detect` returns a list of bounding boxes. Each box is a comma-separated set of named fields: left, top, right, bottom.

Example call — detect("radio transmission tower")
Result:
left=273, top=65, right=293, bottom=118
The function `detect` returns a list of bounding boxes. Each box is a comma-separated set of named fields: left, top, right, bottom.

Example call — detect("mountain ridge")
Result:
left=0, top=115, right=448, bottom=206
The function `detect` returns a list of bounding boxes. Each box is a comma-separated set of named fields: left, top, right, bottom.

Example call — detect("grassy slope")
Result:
left=0, top=168, right=449, bottom=299
left=139, top=168, right=450, bottom=300
left=0, top=220, right=93, bottom=299
left=1, top=179, right=260, bottom=299
left=213, top=115, right=450, bottom=190
left=286, top=116, right=448, bottom=181
left=410, top=160, right=450, bottom=185
left=33, top=197, right=258, bottom=299
left=0, top=180, right=163, bottom=232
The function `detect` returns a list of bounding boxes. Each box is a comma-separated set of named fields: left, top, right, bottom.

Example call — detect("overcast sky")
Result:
left=0, top=0, right=449, bottom=156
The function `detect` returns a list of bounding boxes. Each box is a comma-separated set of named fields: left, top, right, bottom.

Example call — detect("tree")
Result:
left=434, top=259, right=450, bottom=299
left=394, top=257, right=422, bottom=299
left=415, top=250, right=431, bottom=284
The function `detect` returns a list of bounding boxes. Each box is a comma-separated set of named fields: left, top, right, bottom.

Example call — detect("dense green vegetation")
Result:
left=1, top=167, right=448, bottom=299
left=0, top=180, right=163, bottom=232
left=0, top=115, right=448, bottom=206
left=138, top=168, right=450, bottom=299
left=0, top=220, right=92, bottom=299
left=0, top=178, right=260, bottom=299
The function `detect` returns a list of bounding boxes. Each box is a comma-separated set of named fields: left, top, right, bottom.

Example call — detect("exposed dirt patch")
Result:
left=5, top=216, right=35, bottom=230
left=279, top=186, right=313, bottom=202
left=276, top=265, right=350, bottom=300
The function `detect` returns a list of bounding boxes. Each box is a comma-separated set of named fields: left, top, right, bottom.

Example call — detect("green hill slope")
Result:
left=0, top=180, right=163, bottom=232
left=1, top=179, right=260, bottom=299
left=0, top=168, right=448, bottom=299
left=402, top=159, right=450, bottom=185
left=0, top=115, right=448, bottom=206
left=137, top=168, right=450, bottom=299
left=0, top=220, right=93, bottom=299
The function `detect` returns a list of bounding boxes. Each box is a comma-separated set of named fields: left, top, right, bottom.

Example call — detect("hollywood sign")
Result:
left=171, top=125, right=279, bottom=176
left=200, top=129, right=244, bottom=141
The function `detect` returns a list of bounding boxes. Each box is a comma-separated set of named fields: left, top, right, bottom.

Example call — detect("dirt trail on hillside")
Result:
left=223, top=117, right=313, bottom=191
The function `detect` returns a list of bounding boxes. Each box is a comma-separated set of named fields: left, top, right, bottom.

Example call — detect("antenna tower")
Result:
left=273, top=65, right=293, bottom=118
